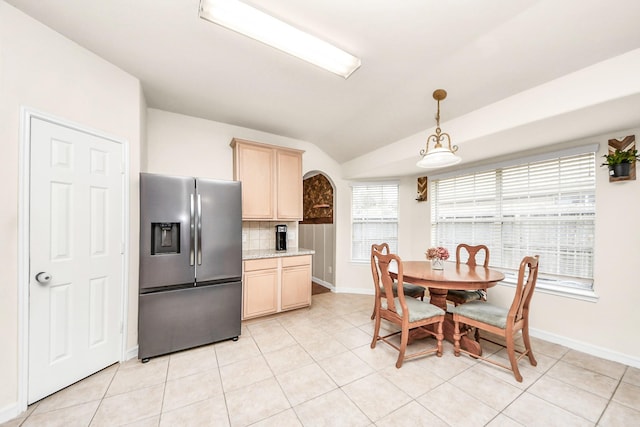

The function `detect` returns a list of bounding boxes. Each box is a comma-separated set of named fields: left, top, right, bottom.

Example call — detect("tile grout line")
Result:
left=213, top=342, right=235, bottom=427
left=594, top=364, right=627, bottom=426
left=10, top=293, right=638, bottom=426
left=92, top=363, right=121, bottom=426
left=155, top=357, right=171, bottom=427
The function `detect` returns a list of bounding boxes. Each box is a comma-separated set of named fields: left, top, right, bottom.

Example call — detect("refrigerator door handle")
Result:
left=190, top=193, right=195, bottom=266
left=197, top=193, right=203, bottom=265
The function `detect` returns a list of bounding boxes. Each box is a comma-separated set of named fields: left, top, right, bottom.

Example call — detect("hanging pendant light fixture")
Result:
left=417, top=89, right=461, bottom=169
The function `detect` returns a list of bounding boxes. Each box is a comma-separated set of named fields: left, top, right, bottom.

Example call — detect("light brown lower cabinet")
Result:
left=242, top=255, right=312, bottom=320
left=242, top=258, right=278, bottom=319
left=281, top=255, right=312, bottom=310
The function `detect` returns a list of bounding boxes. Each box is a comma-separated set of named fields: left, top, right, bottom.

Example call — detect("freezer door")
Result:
left=138, top=281, right=242, bottom=359
left=196, top=178, right=242, bottom=283
left=139, top=173, right=195, bottom=290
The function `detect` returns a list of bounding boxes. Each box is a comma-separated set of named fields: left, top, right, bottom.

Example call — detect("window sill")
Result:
left=498, top=274, right=599, bottom=303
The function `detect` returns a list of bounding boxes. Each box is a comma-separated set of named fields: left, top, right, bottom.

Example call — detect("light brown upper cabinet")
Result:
left=231, top=138, right=304, bottom=220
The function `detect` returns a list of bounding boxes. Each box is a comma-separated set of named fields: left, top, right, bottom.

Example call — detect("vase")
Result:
left=611, top=162, right=631, bottom=177
left=431, top=258, right=444, bottom=270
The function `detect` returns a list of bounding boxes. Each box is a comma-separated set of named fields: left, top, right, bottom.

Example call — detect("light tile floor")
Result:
left=3, top=292, right=639, bottom=426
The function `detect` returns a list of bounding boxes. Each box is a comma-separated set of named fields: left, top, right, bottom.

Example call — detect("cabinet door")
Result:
left=235, top=142, right=274, bottom=219
left=276, top=149, right=303, bottom=220
left=281, top=264, right=311, bottom=311
left=243, top=269, right=278, bottom=319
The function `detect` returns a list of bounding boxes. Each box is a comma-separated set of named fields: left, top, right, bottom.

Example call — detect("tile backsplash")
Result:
left=242, top=221, right=299, bottom=251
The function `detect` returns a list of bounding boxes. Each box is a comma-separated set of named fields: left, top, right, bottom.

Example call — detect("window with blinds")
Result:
left=431, top=151, right=596, bottom=291
left=351, top=183, right=399, bottom=261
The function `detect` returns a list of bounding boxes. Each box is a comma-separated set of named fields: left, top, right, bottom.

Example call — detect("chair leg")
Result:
left=396, top=325, right=408, bottom=368
left=505, top=334, right=523, bottom=382
left=452, top=319, right=462, bottom=356
left=522, top=323, right=537, bottom=366
left=435, top=320, right=444, bottom=357
left=370, top=309, right=382, bottom=349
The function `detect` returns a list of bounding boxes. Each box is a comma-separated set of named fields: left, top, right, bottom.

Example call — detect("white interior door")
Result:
left=28, top=117, right=124, bottom=404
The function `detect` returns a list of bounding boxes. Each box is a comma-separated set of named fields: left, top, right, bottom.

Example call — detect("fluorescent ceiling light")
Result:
left=199, top=0, right=361, bottom=78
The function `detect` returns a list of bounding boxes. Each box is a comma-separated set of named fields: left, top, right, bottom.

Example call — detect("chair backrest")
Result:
left=456, top=244, right=490, bottom=267
left=371, top=244, right=406, bottom=317
left=371, top=243, right=389, bottom=302
left=371, top=243, right=389, bottom=292
left=508, top=255, right=540, bottom=325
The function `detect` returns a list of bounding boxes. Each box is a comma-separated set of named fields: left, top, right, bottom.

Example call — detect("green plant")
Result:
left=601, top=148, right=639, bottom=167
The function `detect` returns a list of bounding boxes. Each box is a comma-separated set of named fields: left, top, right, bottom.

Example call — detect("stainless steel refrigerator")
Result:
left=138, top=172, right=242, bottom=361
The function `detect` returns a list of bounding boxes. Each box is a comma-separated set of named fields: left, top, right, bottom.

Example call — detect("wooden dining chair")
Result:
left=446, top=244, right=490, bottom=306
left=370, top=248, right=445, bottom=368
left=450, top=255, right=540, bottom=382
left=370, top=243, right=426, bottom=319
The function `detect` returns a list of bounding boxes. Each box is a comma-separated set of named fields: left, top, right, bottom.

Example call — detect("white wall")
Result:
left=337, top=129, right=640, bottom=366
left=2, top=2, right=638, bottom=420
left=145, top=108, right=348, bottom=276
left=0, top=2, right=142, bottom=419
left=149, top=67, right=639, bottom=384
left=489, top=129, right=640, bottom=365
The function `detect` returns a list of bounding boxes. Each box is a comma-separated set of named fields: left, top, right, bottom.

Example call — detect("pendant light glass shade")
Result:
left=416, top=147, right=462, bottom=168
left=417, top=89, right=461, bottom=169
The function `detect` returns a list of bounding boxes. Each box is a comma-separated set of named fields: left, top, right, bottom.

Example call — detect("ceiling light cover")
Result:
left=417, top=89, right=461, bottom=169
left=199, top=0, right=361, bottom=78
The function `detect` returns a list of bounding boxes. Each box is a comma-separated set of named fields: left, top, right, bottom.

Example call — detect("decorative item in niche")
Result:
left=604, top=135, right=636, bottom=182
left=302, top=173, right=334, bottom=224
left=416, top=176, right=428, bottom=201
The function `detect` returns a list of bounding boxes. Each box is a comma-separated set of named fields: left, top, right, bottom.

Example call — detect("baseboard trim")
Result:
left=530, top=327, right=640, bottom=369
left=311, top=277, right=335, bottom=292
left=125, top=346, right=138, bottom=361
left=332, top=286, right=372, bottom=295
left=0, top=403, right=21, bottom=424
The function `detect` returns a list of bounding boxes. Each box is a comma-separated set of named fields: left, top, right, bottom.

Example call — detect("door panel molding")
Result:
left=18, top=107, right=130, bottom=412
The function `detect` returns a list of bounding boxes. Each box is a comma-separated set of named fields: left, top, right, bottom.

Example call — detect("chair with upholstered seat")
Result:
left=450, top=255, right=540, bottom=382
left=370, top=246, right=445, bottom=368
left=446, top=244, right=490, bottom=306
left=370, top=243, right=426, bottom=319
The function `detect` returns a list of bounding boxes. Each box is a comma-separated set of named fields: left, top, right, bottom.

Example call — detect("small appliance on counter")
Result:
left=275, top=224, right=287, bottom=251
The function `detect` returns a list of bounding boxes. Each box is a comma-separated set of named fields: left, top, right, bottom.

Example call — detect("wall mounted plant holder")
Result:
left=416, top=176, right=428, bottom=201
left=606, top=135, right=636, bottom=182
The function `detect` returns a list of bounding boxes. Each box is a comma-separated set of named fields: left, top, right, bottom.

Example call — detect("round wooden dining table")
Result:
left=392, top=260, right=505, bottom=356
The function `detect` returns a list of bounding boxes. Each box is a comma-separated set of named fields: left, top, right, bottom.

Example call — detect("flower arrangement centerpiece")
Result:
left=425, top=246, right=449, bottom=270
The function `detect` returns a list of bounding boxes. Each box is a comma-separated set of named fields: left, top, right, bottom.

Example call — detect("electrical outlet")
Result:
left=328, top=266, right=332, bottom=274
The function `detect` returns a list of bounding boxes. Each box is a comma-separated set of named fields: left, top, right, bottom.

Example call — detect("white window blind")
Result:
left=351, top=183, right=399, bottom=261
left=431, top=151, right=596, bottom=290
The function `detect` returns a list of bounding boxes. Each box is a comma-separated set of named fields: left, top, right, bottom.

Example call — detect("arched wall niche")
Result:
left=300, top=171, right=335, bottom=289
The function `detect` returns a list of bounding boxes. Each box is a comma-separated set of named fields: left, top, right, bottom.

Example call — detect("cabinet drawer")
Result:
left=244, top=258, right=278, bottom=272
left=282, top=255, right=311, bottom=268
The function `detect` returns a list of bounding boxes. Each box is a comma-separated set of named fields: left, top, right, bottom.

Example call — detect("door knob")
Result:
left=35, top=272, right=52, bottom=284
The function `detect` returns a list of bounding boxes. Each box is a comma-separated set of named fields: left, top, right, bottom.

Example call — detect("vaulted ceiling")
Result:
left=6, top=0, right=640, bottom=175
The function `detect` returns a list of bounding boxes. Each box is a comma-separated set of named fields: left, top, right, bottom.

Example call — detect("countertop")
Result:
left=242, top=248, right=315, bottom=260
